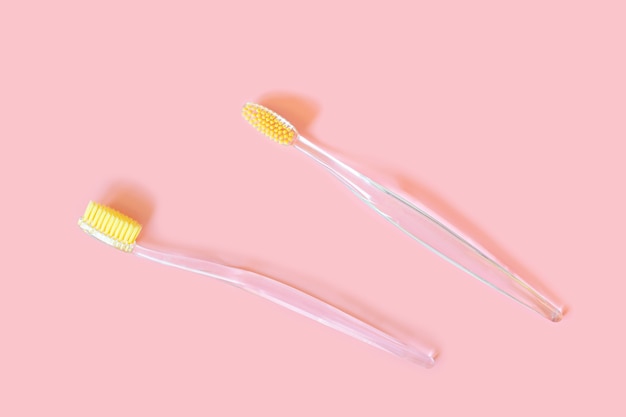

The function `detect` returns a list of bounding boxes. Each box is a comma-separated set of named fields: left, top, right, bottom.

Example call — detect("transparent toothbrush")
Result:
left=242, top=102, right=562, bottom=322
left=78, top=201, right=436, bottom=367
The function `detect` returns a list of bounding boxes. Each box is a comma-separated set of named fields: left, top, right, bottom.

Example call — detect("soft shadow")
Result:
left=256, top=92, right=356, bottom=166
left=101, top=181, right=156, bottom=228
left=255, top=92, right=566, bottom=320
left=329, top=291, right=439, bottom=359
left=340, top=157, right=566, bottom=320
left=137, top=235, right=438, bottom=355
left=392, top=172, right=566, bottom=318
left=230, top=255, right=438, bottom=355
left=258, top=92, right=320, bottom=138
left=98, top=180, right=439, bottom=358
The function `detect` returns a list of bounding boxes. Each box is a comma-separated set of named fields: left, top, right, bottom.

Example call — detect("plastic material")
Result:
left=294, top=136, right=562, bottom=322
left=132, top=244, right=436, bottom=367
left=79, top=200, right=434, bottom=366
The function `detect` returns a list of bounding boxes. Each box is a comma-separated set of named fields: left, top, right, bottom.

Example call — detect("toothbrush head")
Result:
left=242, top=102, right=298, bottom=145
left=78, top=201, right=142, bottom=252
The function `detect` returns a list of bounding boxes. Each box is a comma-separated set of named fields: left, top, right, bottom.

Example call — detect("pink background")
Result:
left=2, top=1, right=625, bottom=415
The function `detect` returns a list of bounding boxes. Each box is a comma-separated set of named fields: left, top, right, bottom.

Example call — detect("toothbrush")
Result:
left=78, top=201, right=436, bottom=367
left=242, top=102, right=562, bottom=322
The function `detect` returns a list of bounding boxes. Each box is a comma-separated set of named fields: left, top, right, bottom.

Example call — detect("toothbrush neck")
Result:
left=294, top=135, right=362, bottom=178
left=293, top=135, right=374, bottom=200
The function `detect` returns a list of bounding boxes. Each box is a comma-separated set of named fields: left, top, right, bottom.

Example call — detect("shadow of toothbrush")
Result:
left=258, top=92, right=320, bottom=143
left=226, top=255, right=440, bottom=358
left=388, top=172, right=566, bottom=316
left=102, top=181, right=156, bottom=228
left=256, top=92, right=566, bottom=318
left=342, top=152, right=567, bottom=317
left=140, top=230, right=441, bottom=361
left=99, top=181, right=439, bottom=359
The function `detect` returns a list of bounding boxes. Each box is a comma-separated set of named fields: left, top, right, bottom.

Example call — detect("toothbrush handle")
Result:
left=294, top=136, right=562, bottom=322
left=133, top=244, right=435, bottom=367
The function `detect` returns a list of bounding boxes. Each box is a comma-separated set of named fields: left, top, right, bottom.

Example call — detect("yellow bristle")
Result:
left=84, top=202, right=94, bottom=220
left=242, top=102, right=298, bottom=145
left=78, top=201, right=142, bottom=252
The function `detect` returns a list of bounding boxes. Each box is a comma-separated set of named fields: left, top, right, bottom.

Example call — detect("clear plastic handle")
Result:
left=294, top=136, right=562, bottom=322
left=133, top=244, right=436, bottom=367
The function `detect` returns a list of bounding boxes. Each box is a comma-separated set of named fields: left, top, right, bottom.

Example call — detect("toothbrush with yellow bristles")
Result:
left=78, top=200, right=436, bottom=367
left=242, top=102, right=563, bottom=322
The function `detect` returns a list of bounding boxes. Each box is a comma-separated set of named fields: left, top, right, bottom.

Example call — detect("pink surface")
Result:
left=1, top=0, right=625, bottom=415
